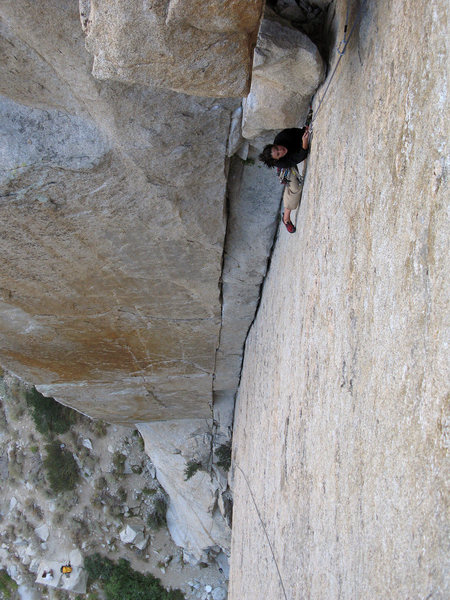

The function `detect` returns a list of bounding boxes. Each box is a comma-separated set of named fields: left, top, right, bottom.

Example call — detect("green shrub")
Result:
left=215, top=441, right=232, bottom=471
left=85, top=554, right=184, bottom=600
left=85, top=553, right=115, bottom=581
left=26, top=387, right=76, bottom=436
left=146, top=497, right=167, bottom=530
left=112, top=451, right=126, bottom=477
left=95, top=476, right=108, bottom=492
left=91, top=419, right=108, bottom=437
left=43, top=441, right=80, bottom=493
left=184, top=460, right=204, bottom=480
left=0, top=569, right=18, bottom=599
left=54, top=590, right=70, bottom=600
left=117, top=487, right=127, bottom=503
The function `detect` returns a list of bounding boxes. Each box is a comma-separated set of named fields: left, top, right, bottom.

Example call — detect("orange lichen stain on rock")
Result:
left=3, top=314, right=214, bottom=383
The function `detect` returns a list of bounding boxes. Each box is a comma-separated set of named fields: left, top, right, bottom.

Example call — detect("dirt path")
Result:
left=229, top=1, right=449, bottom=598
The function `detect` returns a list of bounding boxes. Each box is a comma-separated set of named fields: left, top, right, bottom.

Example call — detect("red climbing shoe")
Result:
left=284, top=220, right=296, bottom=234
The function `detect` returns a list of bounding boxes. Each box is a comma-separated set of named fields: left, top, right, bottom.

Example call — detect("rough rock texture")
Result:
left=82, top=0, right=264, bottom=97
left=242, top=16, right=325, bottom=139
left=0, top=85, right=228, bottom=421
left=229, top=0, right=449, bottom=598
left=0, top=0, right=245, bottom=424
left=138, top=420, right=232, bottom=562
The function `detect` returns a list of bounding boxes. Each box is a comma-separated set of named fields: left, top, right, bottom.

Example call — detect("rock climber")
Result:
left=259, top=126, right=310, bottom=233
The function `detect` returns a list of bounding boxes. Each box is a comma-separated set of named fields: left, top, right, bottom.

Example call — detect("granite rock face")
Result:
left=229, top=0, right=449, bottom=597
left=0, top=0, right=238, bottom=423
left=82, top=0, right=264, bottom=97
left=242, top=16, right=325, bottom=139
left=0, top=0, right=292, bottom=427
left=0, top=0, right=328, bottom=424
left=0, top=0, right=333, bottom=565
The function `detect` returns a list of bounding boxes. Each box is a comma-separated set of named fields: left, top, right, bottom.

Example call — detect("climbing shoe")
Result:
left=284, top=220, right=296, bottom=234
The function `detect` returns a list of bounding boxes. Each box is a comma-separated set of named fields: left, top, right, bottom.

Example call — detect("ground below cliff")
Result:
left=0, top=373, right=227, bottom=600
left=229, top=0, right=448, bottom=598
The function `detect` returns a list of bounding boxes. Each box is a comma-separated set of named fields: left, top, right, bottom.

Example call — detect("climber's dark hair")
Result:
left=259, top=145, right=277, bottom=168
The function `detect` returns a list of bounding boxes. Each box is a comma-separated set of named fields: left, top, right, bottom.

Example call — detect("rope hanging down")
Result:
left=310, top=0, right=367, bottom=127
left=235, top=464, right=289, bottom=600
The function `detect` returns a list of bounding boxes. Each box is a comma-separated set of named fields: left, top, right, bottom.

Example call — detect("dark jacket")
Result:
left=274, top=128, right=308, bottom=168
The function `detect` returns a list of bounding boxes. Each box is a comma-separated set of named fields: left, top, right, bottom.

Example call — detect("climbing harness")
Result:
left=277, top=166, right=304, bottom=187
left=309, top=0, right=368, bottom=129
left=235, top=463, right=289, bottom=600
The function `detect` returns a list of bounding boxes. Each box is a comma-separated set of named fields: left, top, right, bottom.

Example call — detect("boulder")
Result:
left=134, top=534, right=149, bottom=551
left=68, top=549, right=83, bottom=567
left=35, top=561, right=87, bottom=594
left=29, top=559, right=40, bottom=574
left=82, top=0, right=264, bottom=97
left=81, top=439, right=93, bottom=451
left=119, top=520, right=145, bottom=546
left=59, top=567, right=88, bottom=594
left=242, top=17, right=325, bottom=138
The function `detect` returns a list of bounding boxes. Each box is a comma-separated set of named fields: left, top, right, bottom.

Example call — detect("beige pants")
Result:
left=282, top=169, right=303, bottom=210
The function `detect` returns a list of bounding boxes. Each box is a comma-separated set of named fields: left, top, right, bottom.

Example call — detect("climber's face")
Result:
left=271, top=145, right=288, bottom=160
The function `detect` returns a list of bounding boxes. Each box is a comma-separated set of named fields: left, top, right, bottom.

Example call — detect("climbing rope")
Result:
left=235, top=463, right=289, bottom=600
left=309, top=0, right=368, bottom=128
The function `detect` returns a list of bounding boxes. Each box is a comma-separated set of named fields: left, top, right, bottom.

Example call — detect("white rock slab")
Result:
left=138, top=420, right=231, bottom=561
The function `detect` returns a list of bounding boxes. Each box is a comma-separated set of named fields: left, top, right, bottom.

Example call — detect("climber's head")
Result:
left=259, top=144, right=287, bottom=168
